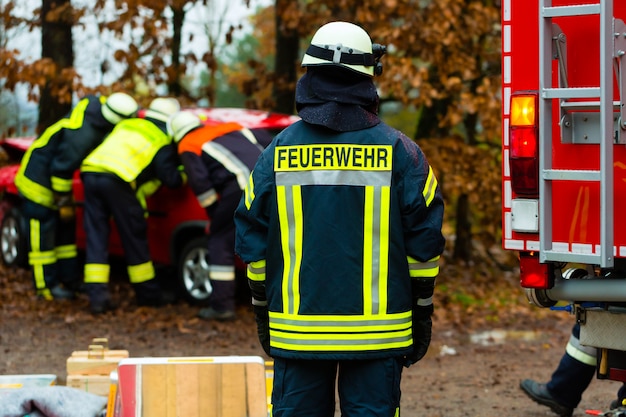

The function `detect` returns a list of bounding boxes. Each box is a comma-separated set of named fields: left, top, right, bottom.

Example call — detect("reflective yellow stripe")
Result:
left=244, top=173, right=255, bottom=210
left=127, top=261, right=155, bottom=284
left=269, top=311, right=412, bottom=351
left=407, top=255, right=440, bottom=278
left=55, top=244, right=77, bottom=260
left=363, top=185, right=391, bottom=314
left=15, top=176, right=55, bottom=208
left=50, top=176, right=73, bottom=193
left=422, top=166, right=438, bottom=207
left=363, top=187, right=374, bottom=315
left=84, top=263, right=110, bottom=284
left=379, top=186, right=390, bottom=313
left=247, top=260, right=266, bottom=282
left=28, top=219, right=53, bottom=290
left=277, top=185, right=303, bottom=314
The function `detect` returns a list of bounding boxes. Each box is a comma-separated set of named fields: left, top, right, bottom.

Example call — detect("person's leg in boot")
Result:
left=131, top=262, right=176, bottom=307
left=611, top=383, right=626, bottom=409
left=22, top=200, right=73, bottom=300
left=520, top=323, right=596, bottom=417
left=197, top=198, right=237, bottom=321
left=83, top=275, right=114, bottom=315
left=55, top=209, right=82, bottom=294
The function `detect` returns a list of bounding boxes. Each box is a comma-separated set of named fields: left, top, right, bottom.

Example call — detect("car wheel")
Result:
left=177, top=236, right=212, bottom=306
left=1, top=207, right=27, bottom=268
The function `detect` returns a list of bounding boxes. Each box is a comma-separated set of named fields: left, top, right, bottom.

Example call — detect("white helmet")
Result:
left=302, top=21, right=377, bottom=77
left=168, top=111, right=203, bottom=143
left=145, top=97, right=181, bottom=122
left=101, top=92, right=139, bottom=124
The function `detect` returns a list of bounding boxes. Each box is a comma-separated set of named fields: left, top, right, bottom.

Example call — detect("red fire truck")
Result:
left=502, top=0, right=626, bottom=384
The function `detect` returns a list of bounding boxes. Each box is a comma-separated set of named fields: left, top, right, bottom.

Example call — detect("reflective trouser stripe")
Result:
left=209, top=265, right=235, bottom=281
left=128, top=261, right=155, bottom=284
left=565, top=333, right=597, bottom=366
left=84, top=263, right=110, bottom=284
left=28, top=218, right=55, bottom=291
left=55, top=244, right=77, bottom=260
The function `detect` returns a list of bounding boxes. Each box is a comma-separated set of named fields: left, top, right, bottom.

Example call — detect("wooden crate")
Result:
left=66, top=374, right=112, bottom=396
left=66, top=338, right=128, bottom=397
left=114, top=356, right=268, bottom=417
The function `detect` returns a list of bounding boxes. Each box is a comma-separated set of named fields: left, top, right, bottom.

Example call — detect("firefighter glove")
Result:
left=253, top=305, right=270, bottom=356
left=404, top=304, right=433, bottom=368
left=54, top=192, right=75, bottom=222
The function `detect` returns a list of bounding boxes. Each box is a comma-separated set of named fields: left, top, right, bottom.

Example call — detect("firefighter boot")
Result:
left=520, top=379, right=573, bottom=417
left=197, top=280, right=236, bottom=321
left=134, top=280, right=177, bottom=307
left=85, top=283, right=115, bottom=315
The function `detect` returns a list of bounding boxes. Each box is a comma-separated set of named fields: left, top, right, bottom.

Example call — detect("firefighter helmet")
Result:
left=101, top=92, right=139, bottom=124
left=168, top=111, right=203, bottom=143
left=301, top=21, right=382, bottom=77
left=145, top=97, right=181, bottom=122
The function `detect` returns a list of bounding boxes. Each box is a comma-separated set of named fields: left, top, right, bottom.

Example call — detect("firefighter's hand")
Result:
left=404, top=305, right=433, bottom=368
left=54, top=192, right=75, bottom=222
left=253, top=305, right=271, bottom=356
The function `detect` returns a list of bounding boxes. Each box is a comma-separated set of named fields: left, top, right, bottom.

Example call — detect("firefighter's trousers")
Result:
left=204, top=183, right=241, bottom=313
left=271, top=357, right=403, bottom=417
left=81, top=173, right=156, bottom=289
left=547, top=323, right=597, bottom=408
left=21, top=198, right=79, bottom=298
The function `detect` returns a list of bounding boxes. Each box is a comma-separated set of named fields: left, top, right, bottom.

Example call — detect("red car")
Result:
left=0, top=108, right=298, bottom=305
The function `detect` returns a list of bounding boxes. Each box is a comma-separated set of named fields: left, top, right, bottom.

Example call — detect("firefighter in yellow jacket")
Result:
left=80, top=97, right=185, bottom=314
left=15, top=93, right=139, bottom=300
left=234, top=22, right=445, bottom=416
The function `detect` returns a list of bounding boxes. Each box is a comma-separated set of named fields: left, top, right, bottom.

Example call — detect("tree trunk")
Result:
left=168, top=6, right=185, bottom=97
left=453, top=193, right=472, bottom=262
left=272, top=0, right=299, bottom=114
left=39, top=0, right=73, bottom=133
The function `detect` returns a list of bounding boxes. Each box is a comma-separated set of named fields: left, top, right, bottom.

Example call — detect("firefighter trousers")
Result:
left=271, top=357, right=403, bottom=417
left=21, top=198, right=79, bottom=297
left=205, top=184, right=241, bottom=313
left=81, top=173, right=156, bottom=289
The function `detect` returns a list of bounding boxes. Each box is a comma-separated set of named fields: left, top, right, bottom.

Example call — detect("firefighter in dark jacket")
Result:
left=80, top=97, right=184, bottom=314
left=168, top=110, right=272, bottom=321
left=15, top=92, right=139, bottom=300
left=234, top=21, right=445, bottom=417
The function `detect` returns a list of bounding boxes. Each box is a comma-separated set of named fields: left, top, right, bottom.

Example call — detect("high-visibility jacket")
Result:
left=15, top=95, right=113, bottom=208
left=81, top=118, right=184, bottom=208
left=177, top=122, right=266, bottom=209
left=234, top=120, right=445, bottom=360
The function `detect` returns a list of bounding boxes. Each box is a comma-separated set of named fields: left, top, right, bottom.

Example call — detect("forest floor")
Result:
left=0, top=258, right=623, bottom=417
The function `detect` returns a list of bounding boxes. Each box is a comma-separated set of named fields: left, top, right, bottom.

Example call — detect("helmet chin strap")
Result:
left=305, top=43, right=387, bottom=75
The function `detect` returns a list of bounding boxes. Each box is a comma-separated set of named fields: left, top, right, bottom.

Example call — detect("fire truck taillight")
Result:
left=519, top=252, right=554, bottom=289
left=509, top=92, right=539, bottom=196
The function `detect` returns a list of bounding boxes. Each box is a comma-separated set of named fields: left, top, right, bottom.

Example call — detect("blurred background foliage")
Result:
left=0, top=0, right=521, bottom=310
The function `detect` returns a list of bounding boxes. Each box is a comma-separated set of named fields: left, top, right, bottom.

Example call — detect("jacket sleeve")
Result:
left=153, top=144, right=185, bottom=189
left=234, top=146, right=275, bottom=265
left=395, top=134, right=445, bottom=303
left=180, top=151, right=218, bottom=209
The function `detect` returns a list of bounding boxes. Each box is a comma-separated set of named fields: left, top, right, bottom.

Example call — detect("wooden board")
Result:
left=115, top=356, right=267, bottom=417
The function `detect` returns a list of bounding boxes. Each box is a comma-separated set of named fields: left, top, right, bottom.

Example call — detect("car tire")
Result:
left=1, top=207, right=28, bottom=268
left=177, top=236, right=212, bottom=306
